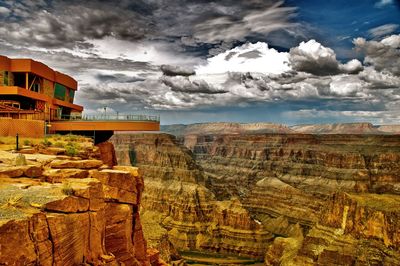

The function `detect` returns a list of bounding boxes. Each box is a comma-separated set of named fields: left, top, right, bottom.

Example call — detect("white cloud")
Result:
left=289, top=40, right=363, bottom=75
left=87, top=37, right=201, bottom=67
left=329, top=75, right=365, bottom=96
left=193, top=1, right=297, bottom=43
left=339, top=59, right=363, bottom=74
left=284, top=109, right=400, bottom=124
left=368, top=24, right=399, bottom=38
left=381, top=34, right=400, bottom=48
left=354, top=34, right=400, bottom=75
left=195, top=42, right=290, bottom=75
left=0, top=6, right=10, bottom=16
left=374, top=0, right=394, bottom=8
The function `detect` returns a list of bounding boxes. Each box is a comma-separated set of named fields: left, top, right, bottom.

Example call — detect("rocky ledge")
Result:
left=0, top=144, right=166, bottom=266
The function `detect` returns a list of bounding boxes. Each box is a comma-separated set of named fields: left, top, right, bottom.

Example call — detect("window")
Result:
left=69, top=89, right=75, bottom=103
left=54, top=83, right=66, bottom=100
left=4, top=71, right=8, bottom=86
left=32, top=83, right=40, bottom=93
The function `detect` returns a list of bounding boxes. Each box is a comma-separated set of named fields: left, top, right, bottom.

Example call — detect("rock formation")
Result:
left=290, top=122, right=381, bottom=134
left=162, top=122, right=400, bottom=135
left=0, top=143, right=165, bottom=266
left=161, top=122, right=293, bottom=136
left=112, top=133, right=272, bottom=260
left=113, top=130, right=400, bottom=264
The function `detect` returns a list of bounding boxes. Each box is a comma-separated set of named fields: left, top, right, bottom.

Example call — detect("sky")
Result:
left=0, top=0, right=399, bottom=125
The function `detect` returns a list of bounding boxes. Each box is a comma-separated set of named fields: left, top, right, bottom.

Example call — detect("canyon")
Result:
left=1, top=121, right=399, bottom=265
left=112, top=123, right=400, bottom=265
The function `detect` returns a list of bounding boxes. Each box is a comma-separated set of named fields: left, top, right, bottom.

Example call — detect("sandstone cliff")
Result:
left=290, top=122, right=381, bottom=134
left=267, top=192, right=400, bottom=265
left=0, top=143, right=163, bottom=266
left=111, top=133, right=272, bottom=259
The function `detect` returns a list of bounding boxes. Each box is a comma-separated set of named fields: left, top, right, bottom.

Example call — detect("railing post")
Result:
left=16, top=133, right=19, bottom=151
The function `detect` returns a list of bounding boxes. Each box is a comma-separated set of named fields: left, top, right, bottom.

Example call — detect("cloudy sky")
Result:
left=0, top=0, right=399, bottom=125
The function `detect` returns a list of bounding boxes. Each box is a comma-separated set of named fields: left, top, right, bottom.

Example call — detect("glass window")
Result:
left=54, top=83, right=66, bottom=100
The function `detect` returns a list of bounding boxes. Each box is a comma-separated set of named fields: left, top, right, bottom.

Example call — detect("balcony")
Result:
left=49, top=114, right=160, bottom=132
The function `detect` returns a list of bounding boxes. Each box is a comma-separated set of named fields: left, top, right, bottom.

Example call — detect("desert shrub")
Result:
left=65, top=142, right=78, bottom=156
left=52, top=134, right=62, bottom=141
left=41, top=138, right=52, bottom=147
left=1, top=195, right=23, bottom=208
left=54, top=142, right=64, bottom=148
left=62, top=182, right=74, bottom=195
left=66, top=134, right=78, bottom=142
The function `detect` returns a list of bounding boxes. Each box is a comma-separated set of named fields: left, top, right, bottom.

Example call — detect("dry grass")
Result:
left=0, top=194, right=23, bottom=209
left=0, top=134, right=92, bottom=151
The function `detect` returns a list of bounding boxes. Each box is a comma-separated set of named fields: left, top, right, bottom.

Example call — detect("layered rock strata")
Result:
left=266, top=192, right=400, bottom=265
left=113, top=132, right=400, bottom=263
left=0, top=144, right=162, bottom=266
left=112, top=133, right=272, bottom=259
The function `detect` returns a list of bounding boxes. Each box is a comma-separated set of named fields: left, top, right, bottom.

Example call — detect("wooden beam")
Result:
left=25, top=73, right=28, bottom=90
left=28, top=75, right=37, bottom=91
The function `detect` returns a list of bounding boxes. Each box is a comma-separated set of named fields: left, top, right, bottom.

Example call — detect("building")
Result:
left=0, top=55, right=159, bottom=140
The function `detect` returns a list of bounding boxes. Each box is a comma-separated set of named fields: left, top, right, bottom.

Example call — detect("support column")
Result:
left=25, top=73, right=28, bottom=90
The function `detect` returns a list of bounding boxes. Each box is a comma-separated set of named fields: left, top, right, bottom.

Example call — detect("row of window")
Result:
left=1, top=71, right=75, bottom=103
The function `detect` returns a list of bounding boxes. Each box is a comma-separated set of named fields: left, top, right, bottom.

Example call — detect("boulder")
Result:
left=43, top=169, right=89, bottom=183
left=0, top=166, right=24, bottom=178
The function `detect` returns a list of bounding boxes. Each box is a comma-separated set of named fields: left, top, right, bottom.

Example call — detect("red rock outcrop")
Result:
left=0, top=142, right=155, bottom=266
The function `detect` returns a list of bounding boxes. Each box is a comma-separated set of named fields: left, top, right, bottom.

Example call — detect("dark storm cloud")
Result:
left=161, top=76, right=227, bottom=94
left=0, top=0, right=151, bottom=49
left=160, top=65, right=195, bottom=76
left=0, top=0, right=300, bottom=60
left=95, top=74, right=146, bottom=83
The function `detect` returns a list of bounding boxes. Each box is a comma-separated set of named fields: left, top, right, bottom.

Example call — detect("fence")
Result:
left=59, top=114, right=160, bottom=122
left=0, top=118, right=44, bottom=138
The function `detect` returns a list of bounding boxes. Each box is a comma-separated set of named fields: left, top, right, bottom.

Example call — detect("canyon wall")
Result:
left=0, top=143, right=163, bottom=266
left=112, top=133, right=273, bottom=259
left=113, top=131, right=400, bottom=264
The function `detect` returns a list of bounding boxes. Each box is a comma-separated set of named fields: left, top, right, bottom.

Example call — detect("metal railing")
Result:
left=59, top=114, right=160, bottom=122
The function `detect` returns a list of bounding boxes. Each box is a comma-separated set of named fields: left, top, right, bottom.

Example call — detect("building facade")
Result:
left=0, top=55, right=83, bottom=121
left=0, top=55, right=159, bottom=139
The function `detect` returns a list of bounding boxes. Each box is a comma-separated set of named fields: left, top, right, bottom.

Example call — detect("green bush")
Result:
left=65, top=142, right=78, bottom=156
left=52, top=134, right=62, bottom=141
left=66, top=134, right=78, bottom=142
left=23, top=140, right=31, bottom=146
left=54, top=142, right=64, bottom=148
left=41, top=138, right=52, bottom=147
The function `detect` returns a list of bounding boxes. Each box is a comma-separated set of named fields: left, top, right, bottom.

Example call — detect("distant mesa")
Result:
left=161, top=122, right=400, bottom=136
